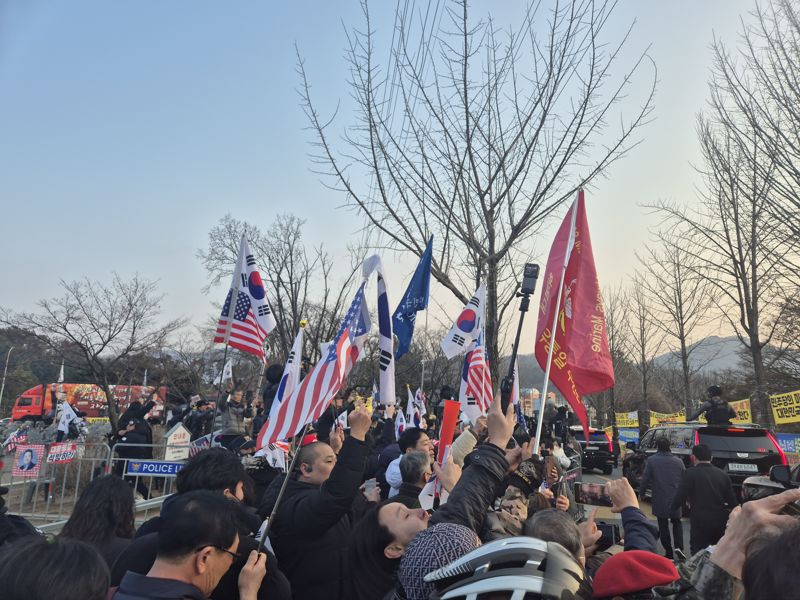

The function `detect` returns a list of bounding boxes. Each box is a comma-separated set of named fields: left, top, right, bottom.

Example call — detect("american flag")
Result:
left=188, top=434, right=211, bottom=457
left=464, top=343, right=494, bottom=414
left=259, top=282, right=368, bottom=445
left=3, top=429, right=27, bottom=452
left=214, top=235, right=276, bottom=362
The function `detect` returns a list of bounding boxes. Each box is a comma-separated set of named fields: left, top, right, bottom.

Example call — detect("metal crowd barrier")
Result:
left=0, top=440, right=192, bottom=527
left=0, top=441, right=112, bottom=525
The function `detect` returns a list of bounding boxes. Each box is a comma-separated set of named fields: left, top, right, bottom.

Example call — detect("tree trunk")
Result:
left=103, top=375, right=120, bottom=431
left=750, top=342, right=772, bottom=426
left=680, top=340, right=692, bottom=416
left=486, top=258, right=500, bottom=389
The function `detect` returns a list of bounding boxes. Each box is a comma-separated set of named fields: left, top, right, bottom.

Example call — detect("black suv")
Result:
left=570, top=426, right=615, bottom=475
left=624, top=422, right=787, bottom=497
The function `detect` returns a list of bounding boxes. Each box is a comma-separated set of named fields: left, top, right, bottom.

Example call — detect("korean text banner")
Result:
left=771, top=391, right=800, bottom=424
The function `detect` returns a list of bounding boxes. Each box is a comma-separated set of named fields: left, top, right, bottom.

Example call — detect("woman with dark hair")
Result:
left=59, top=474, right=135, bottom=566
left=0, top=536, right=109, bottom=600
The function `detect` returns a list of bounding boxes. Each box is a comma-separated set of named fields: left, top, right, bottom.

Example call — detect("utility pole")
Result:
left=0, top=346, right=15, bottom=411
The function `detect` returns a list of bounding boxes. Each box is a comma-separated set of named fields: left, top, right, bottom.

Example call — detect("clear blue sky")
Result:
left=0, top=0, right=756, bottom=338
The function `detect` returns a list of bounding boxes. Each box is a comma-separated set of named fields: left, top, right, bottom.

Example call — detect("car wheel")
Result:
left=603, top=465, right=613, bottom=475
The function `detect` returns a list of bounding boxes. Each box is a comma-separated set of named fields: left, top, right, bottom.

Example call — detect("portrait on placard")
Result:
left=13, top=444, right=44, bottom=477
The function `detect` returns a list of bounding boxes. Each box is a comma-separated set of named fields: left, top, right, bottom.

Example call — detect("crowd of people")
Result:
left=1, top=379, right=799, bottom=600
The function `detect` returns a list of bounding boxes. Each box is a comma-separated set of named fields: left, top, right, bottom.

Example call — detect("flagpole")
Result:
left=533, top=197, right=579, bottom=455
left=257, top=422, right=311, bottom=552
left=209, top=344, right=231, bottom=447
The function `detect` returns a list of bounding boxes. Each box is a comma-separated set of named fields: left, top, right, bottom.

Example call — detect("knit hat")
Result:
left=398, top=523, right=479, bottom=600
left=591, top=550, right=679, bottom=598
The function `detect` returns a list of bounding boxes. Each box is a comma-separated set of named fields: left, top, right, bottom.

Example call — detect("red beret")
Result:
left=300, top=433, right=319, bottom=447
left=592, top=550, right=679, bottom=598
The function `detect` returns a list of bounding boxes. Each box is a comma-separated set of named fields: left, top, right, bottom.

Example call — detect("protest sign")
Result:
left=46, top=442, right=78, bottom=464
left=13, top=444, right=44, bottom=478
left=771, top=391, right=800, bottom=424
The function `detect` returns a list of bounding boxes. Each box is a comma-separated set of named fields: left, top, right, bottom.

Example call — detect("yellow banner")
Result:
left=85, top=417, right=109, bottom=424
left=650, top=409, right=686, bottom=427
left=614, top=411, right=639, bottom=428
left=771, top=391, right=800, bottom=424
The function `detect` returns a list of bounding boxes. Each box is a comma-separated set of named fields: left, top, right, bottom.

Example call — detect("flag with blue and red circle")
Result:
left=214, top=235, right=277, bottom=362
left=441, top=284, right=486, bottom=359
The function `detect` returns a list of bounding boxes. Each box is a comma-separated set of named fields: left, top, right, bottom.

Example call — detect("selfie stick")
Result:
left=500, top=264, right=540, bottom=416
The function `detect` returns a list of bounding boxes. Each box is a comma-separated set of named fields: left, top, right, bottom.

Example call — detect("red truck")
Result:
left=11, top=383, right=166, bottom=422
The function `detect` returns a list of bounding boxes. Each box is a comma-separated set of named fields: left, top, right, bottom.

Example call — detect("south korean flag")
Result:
left=440, top=284, right=485, bottom=359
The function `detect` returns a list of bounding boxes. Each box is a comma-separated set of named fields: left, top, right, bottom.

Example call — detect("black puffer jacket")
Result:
left=429, top=442, right=509, bottom=532
left=268, top=436, right=370, bottom=600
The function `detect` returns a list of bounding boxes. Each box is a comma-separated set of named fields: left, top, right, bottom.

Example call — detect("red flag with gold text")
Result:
left=534, top=190, right=614, bottom=436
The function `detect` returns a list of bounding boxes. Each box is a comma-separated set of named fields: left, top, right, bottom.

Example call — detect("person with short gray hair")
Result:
left=394, top=451, right=431, bottom=509
left=522, top=509, right=583, bottom=564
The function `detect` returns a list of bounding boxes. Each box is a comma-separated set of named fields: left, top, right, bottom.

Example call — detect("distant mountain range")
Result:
left=511, top=335, right=744, bottom=389
left=653, top=335, right=743, bottom=374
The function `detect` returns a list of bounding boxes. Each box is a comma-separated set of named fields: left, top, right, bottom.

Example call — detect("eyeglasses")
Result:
left=194, top=545, right=241, bottom=561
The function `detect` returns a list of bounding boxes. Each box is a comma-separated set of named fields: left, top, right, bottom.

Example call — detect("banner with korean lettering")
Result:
left=650, top=409, right=686, bottom=427
left=771, top=390, right=800, bottom=424
left=775, top=433, right=800, bottom=464
left=614, top=411, right=639, bottom=428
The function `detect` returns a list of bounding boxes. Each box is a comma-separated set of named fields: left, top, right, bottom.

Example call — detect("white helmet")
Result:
left=424, top=536, right=589, bottom=600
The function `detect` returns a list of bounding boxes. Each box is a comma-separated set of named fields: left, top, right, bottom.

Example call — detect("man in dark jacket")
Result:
left=394, top=451, right=431, bottom=509
left=112, top=491, right=266, bottom=600
left=111, top=448, right=291, bottom=600
left=688, top=385, right=737, bottom=424
left=671, top=443, right=738, bottom=554
left=268, top=407, right=372, bottom=600
left=639, top=436, right=685, bottom=559
left=184, top=400, right=216, bottom=441
left=119, top=398, right=157, bottom=432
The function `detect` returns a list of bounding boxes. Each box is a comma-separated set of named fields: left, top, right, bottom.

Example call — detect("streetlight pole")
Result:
left=0, top=346, right=14, bottom=411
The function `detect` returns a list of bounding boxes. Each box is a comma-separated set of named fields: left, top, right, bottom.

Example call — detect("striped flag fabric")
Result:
left=459, top=340, right=494, bottom=424
left=189, top=434, right=211, bottom=457
left=214, top=235, right=277, bottom=362
left=441, top=285, right=485, bottom=359
left=3, top=428, right=28, bottom=452
left=256, top=325, right=305, bottom=450
left=259, top=282, right=368, bottom=445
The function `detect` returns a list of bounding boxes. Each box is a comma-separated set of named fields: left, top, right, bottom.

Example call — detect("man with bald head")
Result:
left=268, top=408, right=373, bottom=600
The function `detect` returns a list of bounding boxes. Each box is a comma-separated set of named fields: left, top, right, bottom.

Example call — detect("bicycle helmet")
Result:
left=424, top=536, right=590, bottom=600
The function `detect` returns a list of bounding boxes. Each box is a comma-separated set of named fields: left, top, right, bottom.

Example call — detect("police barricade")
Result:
left=109, top=442, right=191, bottom=522
left=0, top=440, right=113, bottom=526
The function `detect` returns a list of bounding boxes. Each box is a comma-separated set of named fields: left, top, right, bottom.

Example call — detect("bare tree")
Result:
left=198, top=214, right=365, bottom=364
left=626, top=274, right=664, bottom=434
left=298, top=0, right=656, bottom=371
left=707, top=0, right=800, bottom=242
left=653, top=110, right=797, bottom=424
left=590, top=283, right=631, bottom=425
left=4, top=275, right=184, bottom=429
left=636, top=232, right=715, bottom=415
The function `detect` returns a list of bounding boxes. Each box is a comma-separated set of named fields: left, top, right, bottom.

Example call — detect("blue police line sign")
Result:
left=126, top=460, right=184, bottom=477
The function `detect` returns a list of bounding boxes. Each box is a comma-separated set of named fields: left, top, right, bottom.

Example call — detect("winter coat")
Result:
left=219, top=394, right=251, bottom=436
left=688, top=398, right=736, bottom=424
left=639, top=450, right=686, bottom=519
left=429, top=442, right=509, bottom=533
left=119, top=401, right=156, bottom=431
left=112, top=494, right=291, bottom=600
left=184, top=409, right=214, bottom=440
left=393, top=482, right=423, bottom=509
left=268, top=435, right=370, bottom=600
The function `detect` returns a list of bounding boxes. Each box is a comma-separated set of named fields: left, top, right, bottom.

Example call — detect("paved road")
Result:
left=580, top=465, right=691, bottom=556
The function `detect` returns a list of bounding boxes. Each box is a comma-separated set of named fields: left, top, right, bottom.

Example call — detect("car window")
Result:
left=698, top=430, right=775, bottom=453
left=640, top=430, right=654, bottom=450
left=17, top=397, right=32, bottom=407
left=669, top=427, right=692, bottom=450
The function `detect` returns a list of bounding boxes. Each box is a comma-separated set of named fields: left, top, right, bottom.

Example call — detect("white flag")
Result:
left=363, top=255, right=396, bottom=410
left=406, top=387, right=419, bottom=427
left=142, top=369, right=148, bottom=388
left=335, top=410, right=349, bottom=431
left=441, top=285, right=485, bottom=359
left=57, top=360, right=65, bottom=401
left=57, top=360, right=64, bottom=383
left=395, top=410, right=406, bottom=438
left=213, top=359, right=233, bottom=386
left=58, top=401, right=82, bottom=434
left=511, top=359, right=520, bottom=406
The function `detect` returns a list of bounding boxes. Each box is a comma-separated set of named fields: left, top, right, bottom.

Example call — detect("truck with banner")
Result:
left=11, top=383, right=166, bottom=422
